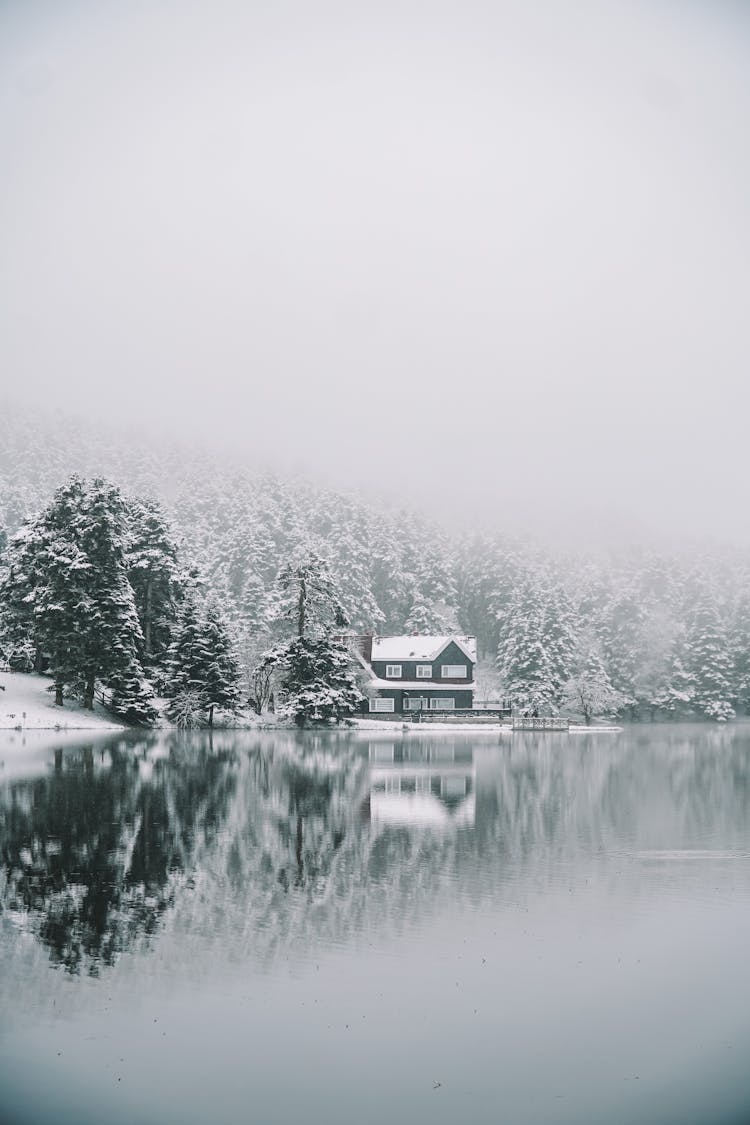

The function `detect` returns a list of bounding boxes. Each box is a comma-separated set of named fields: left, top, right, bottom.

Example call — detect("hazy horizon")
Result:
left=2, top=0, right=749, bottom=545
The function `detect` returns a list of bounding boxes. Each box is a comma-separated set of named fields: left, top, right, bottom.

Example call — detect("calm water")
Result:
left=1, top=725, right=749, bottom=1125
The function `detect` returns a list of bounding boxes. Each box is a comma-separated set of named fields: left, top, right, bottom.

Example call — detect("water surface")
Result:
left=1, top=725, right=749, bottom=1125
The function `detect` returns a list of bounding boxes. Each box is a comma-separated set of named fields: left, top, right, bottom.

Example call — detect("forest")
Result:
left=1, top=401, right=748, bottom=724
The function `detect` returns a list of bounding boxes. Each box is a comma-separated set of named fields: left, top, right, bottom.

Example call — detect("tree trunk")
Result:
left=55, top=680, right=64, bottom=707
left=83, top=673, right=95, bottom=711
left=208, top=703, right=214, bottom=728
left=297, top=578, right=306, bottom=638
left=144, top=576, right=153, bottom=656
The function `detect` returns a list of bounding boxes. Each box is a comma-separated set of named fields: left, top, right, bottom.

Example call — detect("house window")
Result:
left=416, top=665, right=432, bottom=678
left=404, top=697, right=428, bottom=710
left=430, top=698, right=456, bottom=710
left=385, top=664, right=402, bottom=678
left=369, top=698, right=395, bottom=712
left=441, top=665, right=467, bottom=678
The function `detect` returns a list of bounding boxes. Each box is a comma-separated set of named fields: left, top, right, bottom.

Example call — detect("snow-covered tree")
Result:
left=0, top=477, right=156, bottom=720
left=260, top=553, right=363, bottom=723
left=730, top=587, right=750, bottom=715
left=126, top=498, right=184, bottom=683
left=685, top=591, right=735, bottom=721
left=561, top=630, right=624, bottom=724
left=165, top=598, right=241, bottom=727
left=496, top=575, right=577, bottom=712
left=276, top=552, right=348, bottom=639
left=404, top=592, right=449, bottom=634
left=269, top=636, right=364, bottom=726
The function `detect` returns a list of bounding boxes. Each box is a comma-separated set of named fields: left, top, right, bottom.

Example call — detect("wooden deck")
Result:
left=511, top=716, right=569, bottom=732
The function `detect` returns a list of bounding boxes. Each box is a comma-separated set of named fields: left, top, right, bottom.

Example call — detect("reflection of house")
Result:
left=366, top=740, right=475, bottom=828
left=357, top=635, right=477, bottom=714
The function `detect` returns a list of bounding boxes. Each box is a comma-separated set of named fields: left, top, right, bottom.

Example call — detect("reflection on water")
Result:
left=1, top=726, right=750, bottom=975
left=1, top=735, right=238, bottom=974
left=1, top=725, right=750, bottom=1125
left=367, top=738, right=475, bottom=828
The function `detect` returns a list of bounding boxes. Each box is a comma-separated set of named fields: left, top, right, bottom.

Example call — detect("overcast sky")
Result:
left=1, top=0, right=749, bottom=543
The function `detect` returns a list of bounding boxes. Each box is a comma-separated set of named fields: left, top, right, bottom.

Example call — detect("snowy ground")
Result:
left=353, top=718, right=622, bottom=734
left=0, top=672, right=125, bottom=731
left=352, top=717, right=512, bottom=733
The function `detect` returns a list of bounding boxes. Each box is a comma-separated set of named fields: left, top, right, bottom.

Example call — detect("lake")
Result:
left=1, top=724, right=749, bottom=1125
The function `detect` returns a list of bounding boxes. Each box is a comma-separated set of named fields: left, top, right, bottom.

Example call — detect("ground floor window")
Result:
left=403, top=697, right=429, bottom=710
left=430, top=698, right=456, bottom=710
left=369, top=698, right=395, bottom=713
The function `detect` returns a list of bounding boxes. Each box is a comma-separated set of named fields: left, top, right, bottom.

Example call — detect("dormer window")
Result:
left=385, top=664, right=402, bottom=678
left=442, top=664, right=467, bottom=678
left=416, top=665, right=432, bottom=678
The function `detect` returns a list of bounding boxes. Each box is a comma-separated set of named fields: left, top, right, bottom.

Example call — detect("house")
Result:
left=356, top=634, right=477, bottom=714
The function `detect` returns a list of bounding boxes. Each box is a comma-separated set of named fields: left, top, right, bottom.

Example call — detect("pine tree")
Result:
left=165, top=598, right=240, bottom=727
left=276, top=552, right=348, bottom=639
left=126, top=498, right=183, bottom=683
left=496, top=575, right=576, bottom=712
left=598, top=585, right=643, bottom=716
left=731, top=587, right=750, bottom=715
left=404, top=592, right=448, bottom=634
left=270, top=636, right=364, bottom=726
left=260, top=552, right=363, bottom=723
left=685, top=591, right=735, bottom=721
left=0, top=477, right=155, bottom=719
left=561, top=629, right=624, bottom=724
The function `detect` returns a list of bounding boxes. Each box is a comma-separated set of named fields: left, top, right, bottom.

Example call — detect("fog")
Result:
left=1, top=0, right=749, bottom=542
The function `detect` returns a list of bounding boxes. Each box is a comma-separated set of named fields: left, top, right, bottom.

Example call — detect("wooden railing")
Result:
left=413, top=709, right=510, bottom=724
left=511, top=716, right=569, bottom=732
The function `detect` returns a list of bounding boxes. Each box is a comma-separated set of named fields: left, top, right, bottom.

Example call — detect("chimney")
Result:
left=358, top=633, right=374, bottom=663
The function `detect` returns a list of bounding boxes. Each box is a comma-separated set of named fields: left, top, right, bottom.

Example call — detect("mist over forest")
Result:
left=1, top=400, right=748, bottom=722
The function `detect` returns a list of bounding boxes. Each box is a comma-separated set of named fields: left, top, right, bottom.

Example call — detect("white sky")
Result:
left=1, top=0, right=749, bottom=542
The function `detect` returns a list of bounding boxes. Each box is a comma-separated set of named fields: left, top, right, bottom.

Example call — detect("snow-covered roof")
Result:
left=370, top=635, right=477, bottom=663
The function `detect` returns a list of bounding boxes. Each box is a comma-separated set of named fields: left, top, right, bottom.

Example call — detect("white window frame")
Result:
left=430, top=698, right=456, bottom=710
left=369, top=698, right=395, bottom=712
left=385, top=664, right=402, bottom=679
left=403, top=696, right=429, bottom=711
left=416, top=665, right=432, bottom=679
left=441, top=665, right=467, bottom=678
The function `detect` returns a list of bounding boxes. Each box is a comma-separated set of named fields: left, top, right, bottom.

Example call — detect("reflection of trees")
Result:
left=179, top=729, right=750, bottom=967
left=3, top=727, right=750, bottom=976
left=0, top=734, right=238, bottom=974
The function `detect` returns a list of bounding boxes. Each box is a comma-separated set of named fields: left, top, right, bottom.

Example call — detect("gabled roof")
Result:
left=370, top=635, right=477, bottom=664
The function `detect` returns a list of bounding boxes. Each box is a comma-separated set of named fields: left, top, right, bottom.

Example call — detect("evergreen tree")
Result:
left=260, top=552, right=362, bottom=723
left=598, top=586, right=643, bottom=716
left=561, top=630, right=624, bottom=724
left=731, top=587, right=750, bottom=715
left=165, top=598, right=240, bottom=727
left=496, top=576, right=576, bottom=712
left=0, top=477, right=155, bottom=720
left=404, top=592, right=449, bottom=634
left=276, top=552, right=348, bottom=639
left=685, top=592, right=735, bottom=721
left=270, top=636, right=364, bottom=726
left=126, top=498, right=184, bottom=684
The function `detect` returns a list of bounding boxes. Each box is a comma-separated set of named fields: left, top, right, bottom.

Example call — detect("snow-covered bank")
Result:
left=569, top=724, right=623, bottom=733
left=0, top=672, right=125, bottom=731
left=353, top=718, right=623, bottom=734
left=352, top=718, right=511, bottom=733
